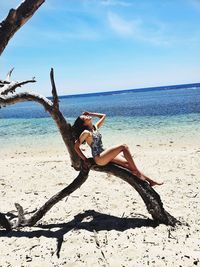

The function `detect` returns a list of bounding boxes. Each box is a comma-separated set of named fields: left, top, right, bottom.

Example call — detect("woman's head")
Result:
left=72, top=115, right=93, bottom=141
left=80, top=114, right=92, bottom=127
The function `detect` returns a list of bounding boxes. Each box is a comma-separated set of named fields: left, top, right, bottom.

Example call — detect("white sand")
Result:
left=0, top=133, right=200, bottom=266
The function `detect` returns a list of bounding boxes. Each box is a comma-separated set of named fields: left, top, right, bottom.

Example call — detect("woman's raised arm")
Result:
left=82, top=111, right=106, bottom=129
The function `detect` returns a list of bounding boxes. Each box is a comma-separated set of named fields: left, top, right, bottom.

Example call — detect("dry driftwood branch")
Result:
left=0, top=0, right=45, bottom=55
left=0, top=161, right=90, bottom=230
left=0, top=69, right=180, bottom=231
left=0, top=68, right=36, bottom=95
left=0, top=79, right=36, bottom=95
left=6, top=67, right=14, bottom=82
left=0, top=213, right=12, bottom=231
left=0, top=91, right=52, bottom=110
left=16, top=162, right=90, bottom=228
left=92, top=163, right=178, bottom=225
left=50, top=67, right=59, bottom=109
left=0, top=160, right=178, bottom=230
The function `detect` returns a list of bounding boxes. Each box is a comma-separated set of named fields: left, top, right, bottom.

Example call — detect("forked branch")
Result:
left=0, top=69, right=180, bottom=232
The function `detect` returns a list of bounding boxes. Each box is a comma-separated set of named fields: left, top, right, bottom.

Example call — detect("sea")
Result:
left=0, top=84, right=200, bottom=150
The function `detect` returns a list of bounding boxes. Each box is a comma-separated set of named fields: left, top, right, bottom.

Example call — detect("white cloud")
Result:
left=108, top=12, right=140, bottom=36
left=107, top=12, right=171, bottom=46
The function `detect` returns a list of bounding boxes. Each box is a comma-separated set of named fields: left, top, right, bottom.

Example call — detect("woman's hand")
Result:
left=82, top=111, right=90, bottom=116
left=82, top=111, right=105, bottom=119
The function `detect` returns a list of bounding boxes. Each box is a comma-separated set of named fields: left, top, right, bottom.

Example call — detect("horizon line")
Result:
left=50, top=81, right=200, bottom=99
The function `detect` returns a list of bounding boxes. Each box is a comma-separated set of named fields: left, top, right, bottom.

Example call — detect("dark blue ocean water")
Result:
left=0, top=87, right=200, bottom=119
left=0, top=86, right=200, bottom=148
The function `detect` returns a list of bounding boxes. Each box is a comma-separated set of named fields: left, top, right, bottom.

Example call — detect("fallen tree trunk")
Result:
left=0, top=69, right=180, bottom=231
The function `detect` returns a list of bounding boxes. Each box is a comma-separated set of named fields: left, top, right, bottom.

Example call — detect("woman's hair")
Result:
left=71, top=116, right=89, bottom=142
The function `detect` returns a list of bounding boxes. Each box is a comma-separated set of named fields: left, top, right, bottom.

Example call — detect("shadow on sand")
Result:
left=0, top=210, right=158, bottom=258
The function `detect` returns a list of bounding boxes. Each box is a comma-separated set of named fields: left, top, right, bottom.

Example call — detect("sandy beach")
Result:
left=0, top=131, right=200, bottom=267
left=1, top=0, right=200, bottom=265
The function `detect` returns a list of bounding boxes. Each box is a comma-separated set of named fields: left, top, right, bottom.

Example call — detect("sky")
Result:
left=0, top=0, right=200, bottom=96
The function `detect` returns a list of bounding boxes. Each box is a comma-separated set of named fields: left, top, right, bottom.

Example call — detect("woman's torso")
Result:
left=86, top=128, right=102, bottom=147
left=84, top=127, right=104, bottom=157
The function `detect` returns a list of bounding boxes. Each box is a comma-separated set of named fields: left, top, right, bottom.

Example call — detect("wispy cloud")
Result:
left=108, top=12, right=140, bottom=36
left=107, top=12, right=170, bottom=46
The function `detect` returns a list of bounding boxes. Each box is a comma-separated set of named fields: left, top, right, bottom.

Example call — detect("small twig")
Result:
left=0, top=213, right=12, bottom=231
left=15, top=203, right=26, bottom=226
left=6, top=67, right=14, bottom=81
left=186, top=193, right=198, bottom=198
left=93, top=230, right=100, bottom=248
left=168, top=228, right=177, bottom=240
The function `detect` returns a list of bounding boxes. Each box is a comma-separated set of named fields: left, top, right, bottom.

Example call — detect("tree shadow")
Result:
left=0, top=210, right=159, bottom=258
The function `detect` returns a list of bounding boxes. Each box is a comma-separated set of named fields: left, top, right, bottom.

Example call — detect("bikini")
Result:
left=90, top=128, right=105, bottom=158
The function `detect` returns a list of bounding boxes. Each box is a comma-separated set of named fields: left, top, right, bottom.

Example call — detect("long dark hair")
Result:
left=71, top=116, right=89, bottom=142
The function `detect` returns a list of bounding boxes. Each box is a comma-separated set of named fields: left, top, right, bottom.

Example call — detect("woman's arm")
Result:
left=74, top=131, right=89, bottom=161
left=83, top=111, right=106, bottom=129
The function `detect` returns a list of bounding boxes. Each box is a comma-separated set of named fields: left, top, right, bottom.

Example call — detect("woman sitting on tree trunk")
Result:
left=72, top=111, right=163, bottom=187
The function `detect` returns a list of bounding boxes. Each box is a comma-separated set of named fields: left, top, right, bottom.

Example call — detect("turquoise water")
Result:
left=0, top=87, right=200, bottom=149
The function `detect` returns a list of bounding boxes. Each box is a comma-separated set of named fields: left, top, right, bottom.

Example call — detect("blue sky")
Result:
left=1, top=0, right=200, bottom=96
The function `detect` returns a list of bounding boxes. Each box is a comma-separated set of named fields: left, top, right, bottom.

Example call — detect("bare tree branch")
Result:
left=0, top=213, right=12, bottom=231
left=14, top=203, right=26, bottom=227
left=0, top=79, right=36, bottom=95
left=50, top=68, right=59, bottom=109
left=0, top=92, right=52, bottom=111
left=0, top=0, right=45, bottom=55
left=6, top=68, right=14, bottom=82
left=18, top=162, right=90, bottom=227
left=91, top=163, right=178, bottom=225
left=0, top=80, right=10, bottom=87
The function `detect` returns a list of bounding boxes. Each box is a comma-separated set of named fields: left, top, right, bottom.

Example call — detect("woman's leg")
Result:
left=94, top=144, right=127, bottom=165
left=95, top=144, right=140, bottom=176
left=110, top=154, right=129, bottom=168
left=120, top=146, right=163, bottom=185
left=120, top=144, right=141, bottom=176
left=96, top=144, right=163, bottom=186
left=110, top=155, right=163, bottom=186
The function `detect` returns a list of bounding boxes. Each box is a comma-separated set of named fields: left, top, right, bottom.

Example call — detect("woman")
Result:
left=72, top=111, right=163, bottom=186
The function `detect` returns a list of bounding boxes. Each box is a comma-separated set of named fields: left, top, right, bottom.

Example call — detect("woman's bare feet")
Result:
left=148, top=180, right=164, bottom=187
left=141, top=174, right=163, bottom=187
left=132, top=171, right=163, bottom=187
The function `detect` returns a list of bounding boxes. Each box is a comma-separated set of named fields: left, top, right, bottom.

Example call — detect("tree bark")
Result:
left=0, top=0, right=45, bottom=55
left=0, top=69, right=180, bottom=231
